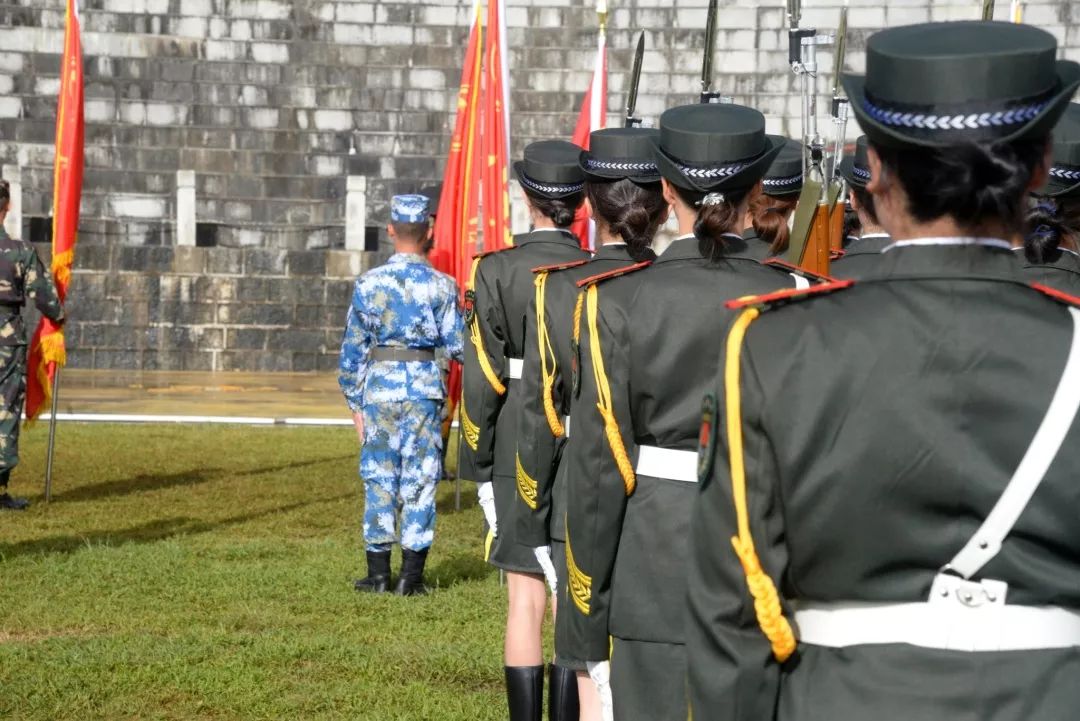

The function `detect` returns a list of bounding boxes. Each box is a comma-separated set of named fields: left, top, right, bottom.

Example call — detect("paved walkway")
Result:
left=49, top=370, right=350, bottom=423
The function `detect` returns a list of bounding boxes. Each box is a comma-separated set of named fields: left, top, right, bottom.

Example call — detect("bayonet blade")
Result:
left=788, top=0, right=802, bottom=28
left=831, top=2, right=848, bottom=100
left=982, top=0, right=995, bottom=20
left=700, top=0, right=718, bottom=102
left=625, top=32, right=645, bottom=127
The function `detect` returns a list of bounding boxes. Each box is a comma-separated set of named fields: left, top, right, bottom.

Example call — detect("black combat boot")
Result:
left=393, top=548, right=429, bottom=596
left=353, top=551, right=391, bottom=593
left=547, top=664, right=579, bottom=721
left=505, top=665, right=544, bottom=721
left=0, top=469, right=27, bottom=511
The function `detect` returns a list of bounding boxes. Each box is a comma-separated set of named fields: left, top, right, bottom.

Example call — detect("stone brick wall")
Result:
left=0, top=0, right=1076, bottom=371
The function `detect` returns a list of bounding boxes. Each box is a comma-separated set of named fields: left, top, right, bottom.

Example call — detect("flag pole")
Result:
left=44, top=366, right=61, bottom=502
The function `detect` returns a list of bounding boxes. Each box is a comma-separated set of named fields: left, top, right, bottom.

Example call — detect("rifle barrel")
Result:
left=831, top=3, right=848, bottom=99
left=701, top=0, right=719, bottom=101
left=625, top=32, right=645, bottom=126
left=982, top=0, right=995, bottom=20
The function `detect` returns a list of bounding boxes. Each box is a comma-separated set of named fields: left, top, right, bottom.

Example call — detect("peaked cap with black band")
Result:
left=580, top=127, right=662, bottom=184
left=653, top=104, right=786, bottom=194
left=843, top=21, right=1080, bottom=150
left=837, top=136, right=871, bottom=190
left=1039, top=103, right=1080, bottom=198
left=513, top=140, right=586, bottom=199
left=761, top=138, right=804, bottom=198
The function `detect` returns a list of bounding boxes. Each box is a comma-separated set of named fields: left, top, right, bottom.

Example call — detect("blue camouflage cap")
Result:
left=390, top=194, right=431, bottom=224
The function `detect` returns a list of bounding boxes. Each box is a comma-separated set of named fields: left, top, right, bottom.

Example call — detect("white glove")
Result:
left=533, top=545, right=558, bottom=595
left=587, top=661, right=613, bottom=721
left=477, top=482, right=498, bottom=536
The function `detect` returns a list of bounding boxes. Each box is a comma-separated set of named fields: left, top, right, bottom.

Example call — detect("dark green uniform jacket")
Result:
left=514, top=243, right=639, bottom=550
left=458, top=228, right=589, bottom=571
left=1016, top=247, right=1080, bottom=294
left=739, top=228, right=773, bottom=261
left=830, top=232, right=892, bottom=279
left=689, top=241, right=1080, bottom=721
left=563, top=234, right=794, bottom=662
left=0, top=227, right=65, bottom=344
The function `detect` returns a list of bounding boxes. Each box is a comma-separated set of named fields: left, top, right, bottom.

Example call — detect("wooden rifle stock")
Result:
left=785, top=178, right=831, bottom=276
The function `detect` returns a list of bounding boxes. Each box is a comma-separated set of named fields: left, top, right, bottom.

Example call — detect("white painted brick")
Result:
left=172, top=17, right=208, bottom=38
left=85, top=99, right=116, bottom=123
left=886, top=6, right=931, bottom=25
left=110, top=195, right=166, bottom=219
left=245, top=108, right=279, bottom=129
left=314, top=109, right=353, bottom=132
left=421, top=5, right=461, bottom=26
left=229, top=0, right=291, bottom=20
left=311, top=156, right=344, bottom=177
left=229, top=20, right=252, bottom=41
left=0, top=53, right=23, bottom=74
left=120, top=102, right=146, bottom=125
left=0, top=97, right=20, bottom=119
left=409, top=69, right=446, bottom=90
left=35, top=76, right=61, bottom=96
left=204, top=39, right=243, bottom=61
left=848, top=6, right=886, bottom=27
left=335, top=3, right=374, bottom=24
left=180, top=0, right=213, bottom=16
left=146, top=103, right=186, bottom=126
left=333, top=23, right=373, bottom=45
left=250, top=42, right=289, bottom=64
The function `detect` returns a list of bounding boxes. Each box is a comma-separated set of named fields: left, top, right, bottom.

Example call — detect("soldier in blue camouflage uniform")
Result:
left=0, top=180, right=65, bottom=510
left=338, top=194, right=464, bottom=595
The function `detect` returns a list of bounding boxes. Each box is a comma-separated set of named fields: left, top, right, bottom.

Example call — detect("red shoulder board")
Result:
left=830, top=249, right=847, bottom=261
left=532, top=259, right=591, bottom=274
left=1031, top=283, right=1080, bottom=307
left=726, top=279, right=855, bottom=310
left=576, top=261, right=652, bottom=288
left=763, top=258, right=838, bottom=285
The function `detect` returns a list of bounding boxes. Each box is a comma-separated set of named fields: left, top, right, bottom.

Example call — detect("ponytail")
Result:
left=1025, top=197, right=1080, bottom=264
left=747, top=185, right=798, bottom=256
left=672, top=184, right=752, bottom=263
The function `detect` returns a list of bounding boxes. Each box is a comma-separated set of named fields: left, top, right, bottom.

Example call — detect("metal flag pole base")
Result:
left=44, top=366, right=61, bottom=503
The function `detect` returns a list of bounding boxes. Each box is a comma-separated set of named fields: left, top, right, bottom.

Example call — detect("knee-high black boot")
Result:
left=548, top=664, right=579, bottom=721
left=353, top=551, right=391, bottom=593
left=505, top=665, right=544, bottom=721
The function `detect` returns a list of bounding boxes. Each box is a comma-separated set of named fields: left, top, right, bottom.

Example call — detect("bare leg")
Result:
left=505, top=571, right=548, bottom=666
left=577, top=672, right=602, bottom=721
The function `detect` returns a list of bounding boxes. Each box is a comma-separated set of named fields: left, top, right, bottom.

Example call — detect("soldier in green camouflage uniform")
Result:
left=0, top=180, right=65, bottom=510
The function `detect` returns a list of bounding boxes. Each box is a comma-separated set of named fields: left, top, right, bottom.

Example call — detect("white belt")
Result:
left=795, top=599, right=1080, bottom=652
left=506, top=357, right=524, bottom=380
left=563, top=415, right=571, bottom=438
left=635, top=445, right=697, bottom=483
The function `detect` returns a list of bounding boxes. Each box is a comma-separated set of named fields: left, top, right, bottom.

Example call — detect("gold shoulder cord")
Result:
left=468, top=256, right=507, bottom=396
left=535, top=271, right=566, bottom=437
left=586, top=284, right=636, bottom=495
left=725, top=308, right=796, bottom=662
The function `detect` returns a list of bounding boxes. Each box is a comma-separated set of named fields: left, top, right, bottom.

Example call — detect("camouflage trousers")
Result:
left=0, top=345, right=26, bottom=474
left=360, top=399, right=442, bottom=552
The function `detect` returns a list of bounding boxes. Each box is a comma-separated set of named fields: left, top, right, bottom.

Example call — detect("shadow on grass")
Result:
left=436, top=479, right=477, bottom=513
left=47, top=454, right=355, bottom=503
left=0, top=493, right=353, bottom=561
left=428, top=553, right=493, bottom=589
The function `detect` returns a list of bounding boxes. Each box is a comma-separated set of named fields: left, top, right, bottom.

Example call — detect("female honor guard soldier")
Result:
left=831, top=136, right=893, bottom=278
left=457, top=140, right=590, bottom=721
left=561, top=103, right=794, bottom=721
left=740, top=138, right=804, bottom=260
left=1021, top=103, right=1080, bottom=293
left=688, top=21, right=1080, bottom=721
left=512, top=127, right=666, bottom=721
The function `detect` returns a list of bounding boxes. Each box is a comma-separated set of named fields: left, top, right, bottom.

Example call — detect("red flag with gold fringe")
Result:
left=480, top=0, right=512, bottom=251
left=26, top=0, right=83, bottom=422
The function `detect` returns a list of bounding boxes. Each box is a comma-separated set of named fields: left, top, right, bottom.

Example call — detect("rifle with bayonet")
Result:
left=700, top=0, right=732, bottom=104
left=827, top=2, right=850, bottom=253
left=785, top=0, right=841, bottom=275
left=625, top=32, right=645, bottom=127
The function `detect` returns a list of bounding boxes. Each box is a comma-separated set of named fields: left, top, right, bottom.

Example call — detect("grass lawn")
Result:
left=0, top=424, right=524, bottom=720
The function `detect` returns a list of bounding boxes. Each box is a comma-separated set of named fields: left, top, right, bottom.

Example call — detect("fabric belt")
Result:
left=370, top=347, right=435, bottom=362
left=635, top=445, right=697, bottom=483
left=506, top=357, right=524, bottom=380
left=794, top=599, right=1080, bottom=652
left=563, top=416, right=571, bottom=438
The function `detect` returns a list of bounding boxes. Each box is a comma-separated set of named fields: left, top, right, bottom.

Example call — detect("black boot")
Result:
left=0, top=492, right=28, bottom=511
left=505, top=665, right=544, bottom=721
left=394, top=548, right=429, bottom=596
left=548, top=664, right=579, bottom=721
left=353, top=551, right=391, bottom=593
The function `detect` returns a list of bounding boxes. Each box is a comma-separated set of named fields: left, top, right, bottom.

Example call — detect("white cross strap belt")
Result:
left=635, top=445, right=698, bottom=483
left=795, top=307, right=1080, bottom=653
left=563, top=416, right=571, bottom=438
left=794, top=599, right=1080, bottom=652
left=506, top=357, right=524, bottom=380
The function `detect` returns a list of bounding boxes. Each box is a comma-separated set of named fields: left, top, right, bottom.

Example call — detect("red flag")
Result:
left=433, top=0, right=484, bottom=423
left=434, top=0, right=484, bottom=293
left=570, top=21, right=608, bottom=250
left=26, top=0, right=83, bottom=422
left=481, top=0, right=512, bottom=251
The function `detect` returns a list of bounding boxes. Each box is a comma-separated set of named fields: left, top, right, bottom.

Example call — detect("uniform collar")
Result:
left=388, top=252, right=427, bottom=265
left=516, top=228, right=580, bottom=249
left=844, top=233, right=893, bottom=255
left=867, top=237, right=1025, bottom=282
left=594, top=243, right=633, bottom=261
left=655, top=233, right=748, bottom=263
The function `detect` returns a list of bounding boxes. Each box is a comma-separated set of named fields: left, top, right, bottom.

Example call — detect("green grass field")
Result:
left=0, top=424, right=524, bottom=720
